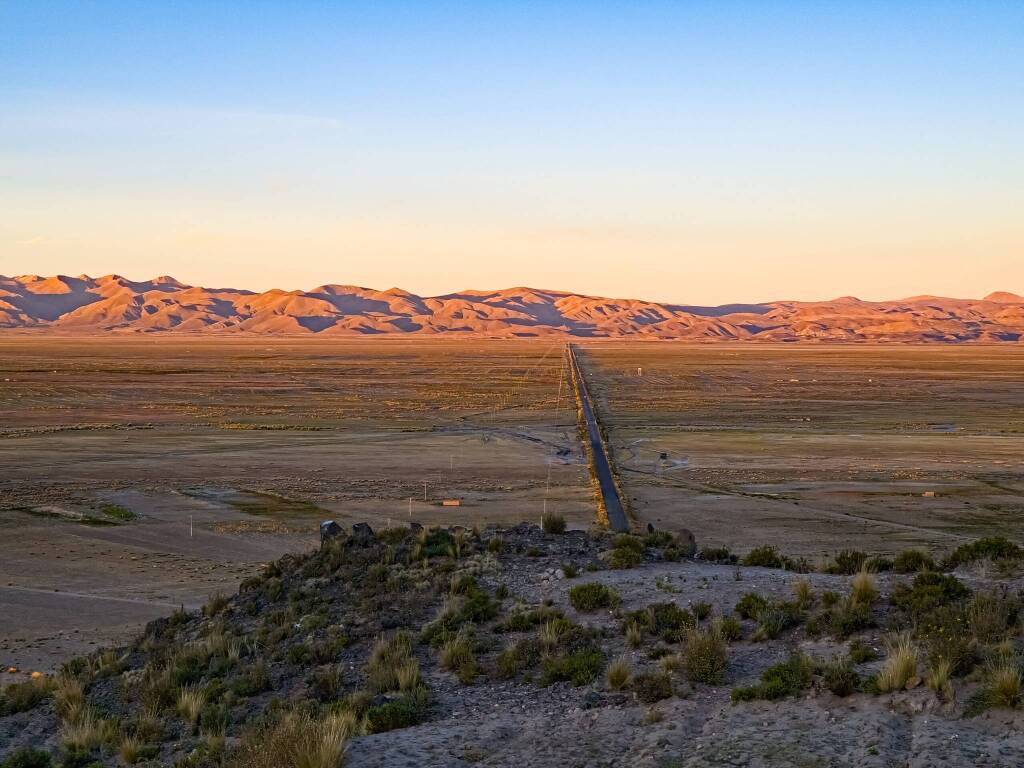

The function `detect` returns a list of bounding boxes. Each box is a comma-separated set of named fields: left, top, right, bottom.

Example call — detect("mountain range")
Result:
left=1, top=273, right=1023, bottom=342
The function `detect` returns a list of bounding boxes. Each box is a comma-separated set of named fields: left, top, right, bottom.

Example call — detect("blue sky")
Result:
left=1, top=1, right=1021, bottom=302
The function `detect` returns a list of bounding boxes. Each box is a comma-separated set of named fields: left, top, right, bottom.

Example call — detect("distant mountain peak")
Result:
left=1, top=274, right=1022, bottom=342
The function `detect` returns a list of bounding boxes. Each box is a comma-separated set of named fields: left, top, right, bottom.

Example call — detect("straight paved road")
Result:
left=568, top=345, right=630, bottom=532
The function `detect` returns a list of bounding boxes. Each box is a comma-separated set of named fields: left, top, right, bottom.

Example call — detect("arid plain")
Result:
left=3, top=339, right=1023, bottom=675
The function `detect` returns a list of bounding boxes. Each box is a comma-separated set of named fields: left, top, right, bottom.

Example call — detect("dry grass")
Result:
left=683, top=624, right=728, bottom=685
left=606, top=656, right=632, bottom=690
left=850, top=568, right=878, bottom=606
left=925, top=660, right=953, bottom=701
left=119, top=735, right=145, bottom=764
left=366, top=632, right=414, bottom=694
left=986, top=659, right=1022, bottom=708
left=396, top=660, right=422, bottom=692
left=226, top=711, right=356, bottom=768
left=791, top=578, right=814, bottom=609
left=876, top=633, right=919, bottom=693
left=625, top=622, right=643, bottom=648
left=177, top=684, right=207, bottom=724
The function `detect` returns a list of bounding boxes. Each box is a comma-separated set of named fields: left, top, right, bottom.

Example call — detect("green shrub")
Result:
left=683, top=625, right=728, bottom=685
left=742, top=546, right=783, bottom=569
left=918, top=605, right=975, bottom=675
left=414, top=528, right=454, bottom=560
left=891, top=572, right=970, bottom=619
left=487, top=537, right=505, bottom=554
left=734, top=592, right=769, bottom=620
left=363, top=693, right=428, bottom=733
left=541, top=513, right=566, bottom=534
left=751, top=601, right=802, bottom=641
left=607, top=547, right=643, bottom=569
left=633, top=672, right=673, bottom=703
left=822, top=659, right=859, bottom=696
left=849, top=639, right=879, bottom=663
left=893, top=549, right=935, bottom=573
left=644, top=530, right=674, bottom=548
left=945, top=537, right=1022, bottom=569
left=825, top=550, right=868, bottom=575
left=1, top=748, right=52, bottom=768
left=692, top=601, right=712, bottom=621
left=700, top=546, right=736, bottom=564
left=969, top=589, right=1018, bottom=643
left=569, top=583, right=619, bottom=612
left=540, top=648, right=604, bottom=686
left=495, top=638, right=540, bottom=679
left=716, top=616, right=743, bottom=642
left=0, top=677, right=53, bottom=716
left=731, top=653, right=815, bottom=702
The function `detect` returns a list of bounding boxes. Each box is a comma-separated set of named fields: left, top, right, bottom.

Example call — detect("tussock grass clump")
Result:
left=606, top=656, right=632, bottom=690
left=625, top=622, right=643, bottom=648
left=177, top=684, right=207, bottom=724
left=226, top=711, right=356, bottom=768
left=791, top=578, right=814, bottom=609
left=734, top=592, right=768, bottom=620
left=203, top=591, right=230, bottom=617
left=875, top=633, right=919, bottom=693
left=986, top=659, right=1022, bottom=708
left=366, top=632, right=414, bottom=693
left=439, top=633, right=477, bottom=683
left=0, top=675, right=54, bottom=716
left=541, top=512, right=566, bottom=534
left=683, top=625, right=727, bottom=685
left=925, top=660, right=953, bottom=701
left=824, top=549, right=868, bottom=575
left=850, top=568, right=878, bottom=606
left=569, top=582, right=619, bottom=612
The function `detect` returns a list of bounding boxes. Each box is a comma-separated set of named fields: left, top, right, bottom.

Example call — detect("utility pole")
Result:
left=408, top=496, right=412, bottom=517
left=423, top=481, right=428, bottom=502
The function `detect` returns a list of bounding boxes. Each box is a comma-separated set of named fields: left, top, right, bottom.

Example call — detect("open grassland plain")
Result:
left=0, top=339, right=590, bottom=672
left=580, top=344, right=1024, bottom=556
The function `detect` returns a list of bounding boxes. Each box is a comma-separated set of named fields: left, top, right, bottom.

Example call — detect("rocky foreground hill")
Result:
left=2, top=521, right=1023, bottom=767
left=2, top=274, right=1023, bottom=341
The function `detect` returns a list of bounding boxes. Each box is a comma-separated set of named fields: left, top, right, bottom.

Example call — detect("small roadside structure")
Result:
left=442, top=499, right=462, bottom=507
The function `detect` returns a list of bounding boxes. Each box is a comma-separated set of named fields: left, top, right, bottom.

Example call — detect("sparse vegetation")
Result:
left=731, top=653, right=815, bottom=702
left=683, top=624, right=728, bottom=685
left=541, top=512, right=566, bottom=534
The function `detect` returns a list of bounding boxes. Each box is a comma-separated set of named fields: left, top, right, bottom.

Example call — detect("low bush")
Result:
left=700, top=546, right=736, bottom=564
left=541, top=513, right=566, bottom=534
left=364, top=691, right=430, bottom=733
left=850, top=568, right=878, bottom=606
left=824, top=550, right=868, bottom=575
left=692, top=601, right=712, bottom=621
left=0, top=749, right=51, bottom=768
left=734, top=592, right=769, bottom=620
left=569, top=583, right=619, bottom=612
left=945, top=537, right=1022, bottom=569
left=891, top=572, right=970, bottom=619
left=716, top=616, right=743, bottom=642
left=540, top=648, right=604, bottom=686
left=633, top=672, right=673, bottom=703
left=893, top=549, right=935, bottom=573
left=742, top=546, right=783, bottom=569
left=683, top=625, right=728, bottom=685
left=822, top=658, right=859, bottom=696
left=731, top=653, right=815, bottom=702
left=0, top=676, right=53, bottom=716
left=848, top=639, right=879, bottom=664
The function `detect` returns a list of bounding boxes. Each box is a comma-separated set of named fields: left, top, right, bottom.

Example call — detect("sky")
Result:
left=1, top=1, right=1021, bottom=304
